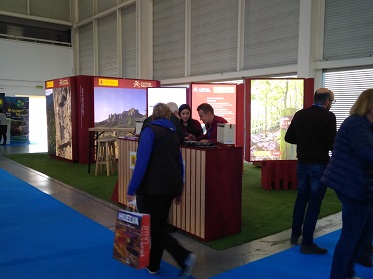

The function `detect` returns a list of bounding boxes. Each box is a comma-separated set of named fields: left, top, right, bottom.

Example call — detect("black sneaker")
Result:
left=290, top=235, right=300, bottom=246
left=358, top=258, right=373, bottom=267
left=179, top=253, right=196, bottom=279
left=145, top=267, right=159, bottom=275
left=300, top=243, right=328, bottom=254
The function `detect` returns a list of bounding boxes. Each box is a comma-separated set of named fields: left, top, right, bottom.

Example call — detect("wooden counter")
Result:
left=117, top=137, right=243, bottom=241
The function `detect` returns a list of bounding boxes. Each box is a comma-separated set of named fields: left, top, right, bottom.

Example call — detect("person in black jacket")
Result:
left=178, top=104, right=203, bottom=141
left=0, top=108, right=8, bottom=145
left=127, top=103, right=196, bottom=278
left=285, top=88, right=337, bottom=254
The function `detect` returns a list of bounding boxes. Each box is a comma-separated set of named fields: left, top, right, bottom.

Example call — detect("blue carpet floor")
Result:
left=3, top=168, right=372, bottom=279
left=0, top=168, right=182, bottom=279
left=213, top=230, right=372, bottom=279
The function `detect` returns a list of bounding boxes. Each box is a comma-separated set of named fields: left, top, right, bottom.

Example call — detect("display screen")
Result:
left=147, top=87, right=187, bottom=115
left=94, top=87, right=147, bottom=127
left=191, top=83, right=237, bottom=124
left=248, top=79, right=304, bottom=161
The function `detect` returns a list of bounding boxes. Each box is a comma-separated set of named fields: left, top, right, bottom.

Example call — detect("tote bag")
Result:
left=112, top=209, right=150, bottom=269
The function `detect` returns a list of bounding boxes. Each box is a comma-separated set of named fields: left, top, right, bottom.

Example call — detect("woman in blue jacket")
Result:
left=321, top=88, right=373, bottom=279
left=127, top=103, right=196, bottom=279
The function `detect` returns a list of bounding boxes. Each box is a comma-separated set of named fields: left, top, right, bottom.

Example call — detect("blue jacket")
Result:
left=127, top=118, right=184, bottom=196
left=321, top=115, right=373, bottom=202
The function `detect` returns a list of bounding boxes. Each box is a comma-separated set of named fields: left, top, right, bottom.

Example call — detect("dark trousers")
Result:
left=330, top=194, right=373, bottom=279
left=292, top=163, right=327, bottom=245
left=358, top=204, right=373, bottom=263
left=136, top=195, right=190, bottom=271
left=0, top=125, right=7, bottom=144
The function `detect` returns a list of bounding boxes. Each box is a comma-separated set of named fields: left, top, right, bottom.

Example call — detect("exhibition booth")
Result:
left=42, top=76, right=315, bottom=241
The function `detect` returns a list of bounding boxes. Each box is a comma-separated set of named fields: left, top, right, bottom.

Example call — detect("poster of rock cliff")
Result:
left=45, top=77, right=77, bottom=161
left=4, top=96, right=30, bottom=143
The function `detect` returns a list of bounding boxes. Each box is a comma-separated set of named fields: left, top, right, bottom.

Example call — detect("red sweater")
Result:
left=196, top=115, right=228, bottom=142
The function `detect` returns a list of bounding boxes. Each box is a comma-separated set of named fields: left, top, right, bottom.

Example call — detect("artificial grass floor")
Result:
left=3, top=152, right=341, bottom=251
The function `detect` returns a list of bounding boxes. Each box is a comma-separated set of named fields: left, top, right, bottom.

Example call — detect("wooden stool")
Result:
left=95, top=137, right=117, bottom=176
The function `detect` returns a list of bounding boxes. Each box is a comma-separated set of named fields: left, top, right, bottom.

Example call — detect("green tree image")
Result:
left=250, top=79, right=303, bottom=161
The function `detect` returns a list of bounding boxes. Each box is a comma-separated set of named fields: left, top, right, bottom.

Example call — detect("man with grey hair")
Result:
left=141, top=102, right=184, bottom=143
left=285, top=87, right=337, bottom=254
left=166, top=102, right=179, bottom=116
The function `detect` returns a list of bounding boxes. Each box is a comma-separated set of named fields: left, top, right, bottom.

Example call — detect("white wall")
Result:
left=0, top=39, right=73, bottom=97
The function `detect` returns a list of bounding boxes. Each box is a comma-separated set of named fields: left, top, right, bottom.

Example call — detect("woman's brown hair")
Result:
left=350, top=88, right=373, bottom=116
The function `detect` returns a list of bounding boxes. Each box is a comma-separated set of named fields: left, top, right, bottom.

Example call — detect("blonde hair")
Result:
left=153, top=103, right=171, bottom=120
left=350, top=88, right=373, bottom=116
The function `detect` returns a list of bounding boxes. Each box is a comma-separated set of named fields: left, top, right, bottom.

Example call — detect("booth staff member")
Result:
left=190, top=103, right=227, bottom=142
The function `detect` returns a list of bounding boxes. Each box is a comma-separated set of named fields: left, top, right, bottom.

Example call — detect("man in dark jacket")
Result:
left=285, top=88, right=337, bottom=254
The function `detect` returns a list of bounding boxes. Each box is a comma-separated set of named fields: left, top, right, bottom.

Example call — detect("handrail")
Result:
left=0, top=33, right=71, bottom=47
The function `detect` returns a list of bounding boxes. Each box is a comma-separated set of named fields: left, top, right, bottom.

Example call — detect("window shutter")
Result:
left=78, top=24, right=94, bottom=75
left=324, top=0, right=373, bottom=61
left=190, top=0, right=238, bottom=76
left=0, top=1, right=27, bottom=14
left=324, top=68, right=373, bottom=129
left=97, top=13, right=118, bottom=77
left=97, top=0, right=117, bottom=14
left=121, top=3, right=137, bottom=78
left=78, top=0, right=94, bottom=21
left=244, top=0, right=299, bottom=70
left=30, top=0, right=71, bottom=22
left=153, top=0, right=185, bottom=80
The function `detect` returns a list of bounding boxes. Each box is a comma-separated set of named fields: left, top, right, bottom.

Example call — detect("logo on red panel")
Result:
left=193, top=87, right=211, bottom=93
left=133, top=80, right=154, bottom=88
left=59, top=79, right=69, bottom=86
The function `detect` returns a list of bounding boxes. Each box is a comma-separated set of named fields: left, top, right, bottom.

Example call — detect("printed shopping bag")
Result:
left=113, top=209, right=150, bottom=269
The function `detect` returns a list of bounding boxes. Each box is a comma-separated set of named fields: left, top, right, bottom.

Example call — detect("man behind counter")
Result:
left=188, top=103, right=228, bottom=142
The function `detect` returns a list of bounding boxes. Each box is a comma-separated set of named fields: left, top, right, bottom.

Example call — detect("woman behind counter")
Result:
left=178, top=104, right=203, bottom=141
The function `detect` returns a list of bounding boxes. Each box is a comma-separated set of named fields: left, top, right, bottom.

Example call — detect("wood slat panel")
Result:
left=118, top=138, right=138, bottom=205
left=195, top=150, right=202, bottom=237
left=199, top=151, right=206, bottom=239
left=116, top=138, right=242, bottom=241
left=190, top=149, right=196, bottom=235
left=184, top=149, right=191, bottom=232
